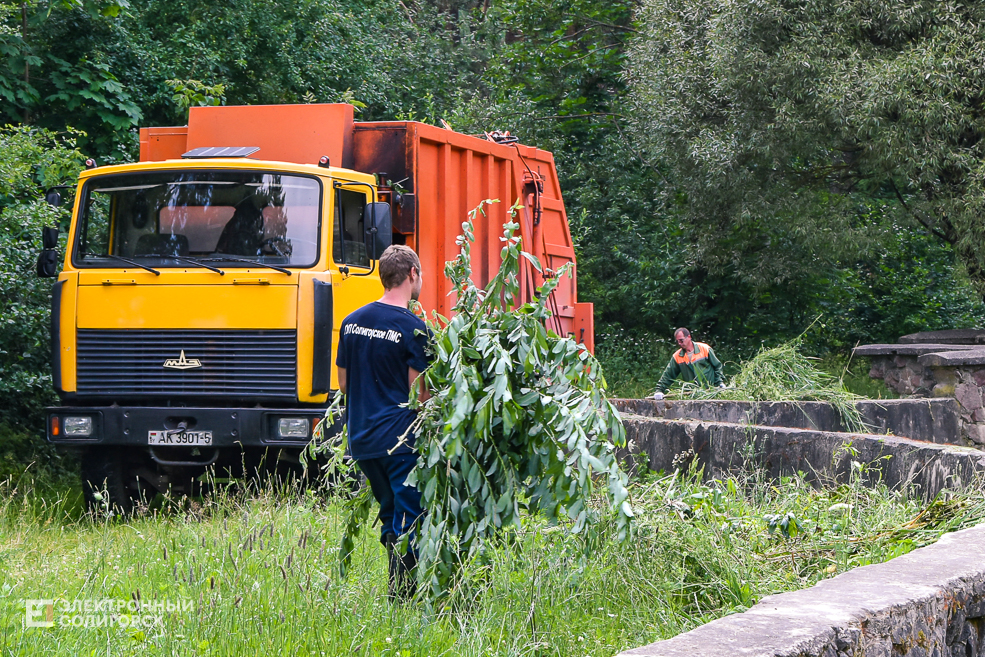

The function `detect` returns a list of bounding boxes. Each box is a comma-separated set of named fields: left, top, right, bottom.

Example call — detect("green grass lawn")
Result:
left=1, top=464, right=982, bottom=657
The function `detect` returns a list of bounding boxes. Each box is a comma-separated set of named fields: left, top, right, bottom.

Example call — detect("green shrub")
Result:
left=0, top=127, right=85, bottom=432
left=594, top=323, right=673, bottom=398
left=0, top=422, right=79, bottom=495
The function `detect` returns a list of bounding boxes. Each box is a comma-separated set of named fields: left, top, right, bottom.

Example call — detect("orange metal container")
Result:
left=138, top=104, right=594, bottom=350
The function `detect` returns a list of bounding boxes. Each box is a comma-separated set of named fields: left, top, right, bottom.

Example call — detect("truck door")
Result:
left=328, top=184, right=384, bottom=390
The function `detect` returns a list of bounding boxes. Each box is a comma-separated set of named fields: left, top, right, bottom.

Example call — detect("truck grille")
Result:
left=76, top=330, right=297, bottom=399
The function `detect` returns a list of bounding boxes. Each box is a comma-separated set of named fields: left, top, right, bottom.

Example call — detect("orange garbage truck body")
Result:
left=141, top=104, right=594, bottom=348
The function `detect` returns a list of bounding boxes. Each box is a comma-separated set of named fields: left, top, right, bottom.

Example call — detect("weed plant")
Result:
left=2, top=461, right=983, bottom=656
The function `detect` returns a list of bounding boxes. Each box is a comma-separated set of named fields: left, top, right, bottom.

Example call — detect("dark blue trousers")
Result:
left=356, top=453, right=424, bottom=548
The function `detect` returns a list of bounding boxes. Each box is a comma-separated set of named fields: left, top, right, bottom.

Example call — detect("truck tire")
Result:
left=80, top=447, right=148, bottom=516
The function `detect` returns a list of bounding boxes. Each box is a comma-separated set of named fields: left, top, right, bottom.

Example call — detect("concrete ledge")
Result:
left=860, top=399, right=962, bottom=444
left=614, top=399, right=963, bottom=445
left=899, top=328, right=985, bottom=344
left=619, top=522, right=985, bottom=657
left=853, top=343, right=976, bottom=357
left=622, top=416, right=985, bottom=499
left=919, top=349, right=985, bottom=367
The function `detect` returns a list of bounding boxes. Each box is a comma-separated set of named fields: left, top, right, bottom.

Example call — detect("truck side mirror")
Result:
left=363, top=202, right=392, bottom=260
left=45, top=189, right=63, bottom=208
left=42, top=226, right=59, bottom=249
left=37, top=250, right=58, bottom=277
left=37, top=226, right=60, bottom=277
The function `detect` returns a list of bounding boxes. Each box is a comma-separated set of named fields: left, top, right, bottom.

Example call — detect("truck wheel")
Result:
left=80, top=447, right=149, bottom=516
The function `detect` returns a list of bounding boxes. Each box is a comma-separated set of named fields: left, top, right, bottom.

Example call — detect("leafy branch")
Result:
left=311, top=200, right=633, bottom=604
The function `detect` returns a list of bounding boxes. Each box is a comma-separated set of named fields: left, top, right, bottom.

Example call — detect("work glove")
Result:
left=718, top=384, right=727, bottom=389
left=652, top=391, right=665, bottom=400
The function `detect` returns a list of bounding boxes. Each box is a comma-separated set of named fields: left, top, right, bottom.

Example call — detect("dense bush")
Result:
left=0, top=127, right=84, bottom=429
left=810, top=227, right=985, bottom=350
left=593, top=224, right=985, bottom=397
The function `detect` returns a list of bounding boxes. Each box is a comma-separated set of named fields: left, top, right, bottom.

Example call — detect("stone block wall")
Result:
left=868, top=356, right=985, bottom=447
left=867, top=354, right=936, bottom=396
left=931, top=366, right=985, bottom=445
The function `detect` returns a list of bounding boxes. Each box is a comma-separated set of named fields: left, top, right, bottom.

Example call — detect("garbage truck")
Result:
left=36, top=103, right=594, bottom=512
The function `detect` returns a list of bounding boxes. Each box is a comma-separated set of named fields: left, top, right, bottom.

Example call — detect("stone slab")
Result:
left=613, top=398, right=964, bottom=445
left=898, top=328, right=985, bottom=344
left=619, top=522, right=985, bottom=657
left=621, top=416, right=985, bottom=499
left=615, top=399, right=843, bottom=429
left=853, top=343, right=977, bottom=357
left=919, top=349, right=985, bottom=367
left=858, top=398, right=963, bottom=444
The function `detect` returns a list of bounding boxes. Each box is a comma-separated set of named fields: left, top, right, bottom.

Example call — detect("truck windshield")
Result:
left=74, top=171, right=321, bottom=268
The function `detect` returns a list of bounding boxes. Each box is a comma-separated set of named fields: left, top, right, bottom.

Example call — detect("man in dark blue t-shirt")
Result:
left=335, top=244, right=430, bottom=599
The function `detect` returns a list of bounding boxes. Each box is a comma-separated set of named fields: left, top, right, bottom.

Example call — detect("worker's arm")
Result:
left=337, top=367, right=347, bottom=395
left=410, top=367, right=431, bottom=403
left=655, top=357, right=680, bottom=394
left=708, top=348, right=725, bottom=387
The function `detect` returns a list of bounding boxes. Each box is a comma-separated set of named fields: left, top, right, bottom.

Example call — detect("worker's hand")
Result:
left=652, top=391, right=665, bottom=400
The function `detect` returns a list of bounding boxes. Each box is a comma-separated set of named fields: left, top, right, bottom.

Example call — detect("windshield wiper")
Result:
left=166, top=255, right=225, bottom=275
left=202, top=255, right=292, bottom=276
left=83, top=252, right=160, bottom=276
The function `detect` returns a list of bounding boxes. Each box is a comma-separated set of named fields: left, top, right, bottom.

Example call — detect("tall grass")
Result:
left=2, top=462, right=983, bottom=656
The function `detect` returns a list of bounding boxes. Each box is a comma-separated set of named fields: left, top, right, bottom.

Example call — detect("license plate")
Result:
left=148, top=430, right=213, bottom=446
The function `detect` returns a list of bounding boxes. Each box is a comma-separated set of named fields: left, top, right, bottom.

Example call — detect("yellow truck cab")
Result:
left=37, top=103, right=594, bottom=512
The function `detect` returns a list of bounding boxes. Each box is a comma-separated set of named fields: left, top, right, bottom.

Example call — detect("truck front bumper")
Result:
left=45, top=406, right=332, bottom=448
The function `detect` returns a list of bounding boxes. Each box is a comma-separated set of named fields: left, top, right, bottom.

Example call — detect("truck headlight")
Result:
left=277, top=418, right=309, bottom=438
left=63, top=416, right=93, bottom=437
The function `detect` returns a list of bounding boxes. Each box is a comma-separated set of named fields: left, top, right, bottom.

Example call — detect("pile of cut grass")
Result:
left=669, top=340, right=866, bottom=432
left=1, top=464, right=983, bottom=656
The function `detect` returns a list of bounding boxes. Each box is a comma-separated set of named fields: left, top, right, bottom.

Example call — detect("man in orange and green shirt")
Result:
left=653, top=328, right=724, bottom=399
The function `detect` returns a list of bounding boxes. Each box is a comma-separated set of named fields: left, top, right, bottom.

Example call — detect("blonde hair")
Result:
left=379, top=245, right=421, bottom=290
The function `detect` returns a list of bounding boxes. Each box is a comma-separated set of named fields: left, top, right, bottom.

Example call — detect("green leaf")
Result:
left=424, top=473, right=438, bottom=503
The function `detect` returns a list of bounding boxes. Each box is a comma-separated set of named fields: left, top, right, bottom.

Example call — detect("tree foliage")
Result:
left=0, top=0, right=498, bottom=159
left=0, top=126, right=85, bottom=427
left=0, top=1, right=140, bottom=159
left=627, top=0, right=985, bottom=292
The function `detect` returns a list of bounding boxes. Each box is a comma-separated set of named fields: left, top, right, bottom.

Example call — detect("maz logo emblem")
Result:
left=163, top=350, right=203, bottom=370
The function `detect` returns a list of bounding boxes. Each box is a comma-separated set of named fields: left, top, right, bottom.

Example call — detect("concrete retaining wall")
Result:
left=614, top=398, right=964, bottom=445
left=619, top=522, right=985, bottom=657
left=615, top=401, right=985, bottom=657
left=621, top=416, right=985, bottom=500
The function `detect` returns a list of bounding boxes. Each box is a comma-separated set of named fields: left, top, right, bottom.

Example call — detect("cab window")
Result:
left=74, top=170, right=322, bottom=268
left=333, top=187, right=369, bottom=268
